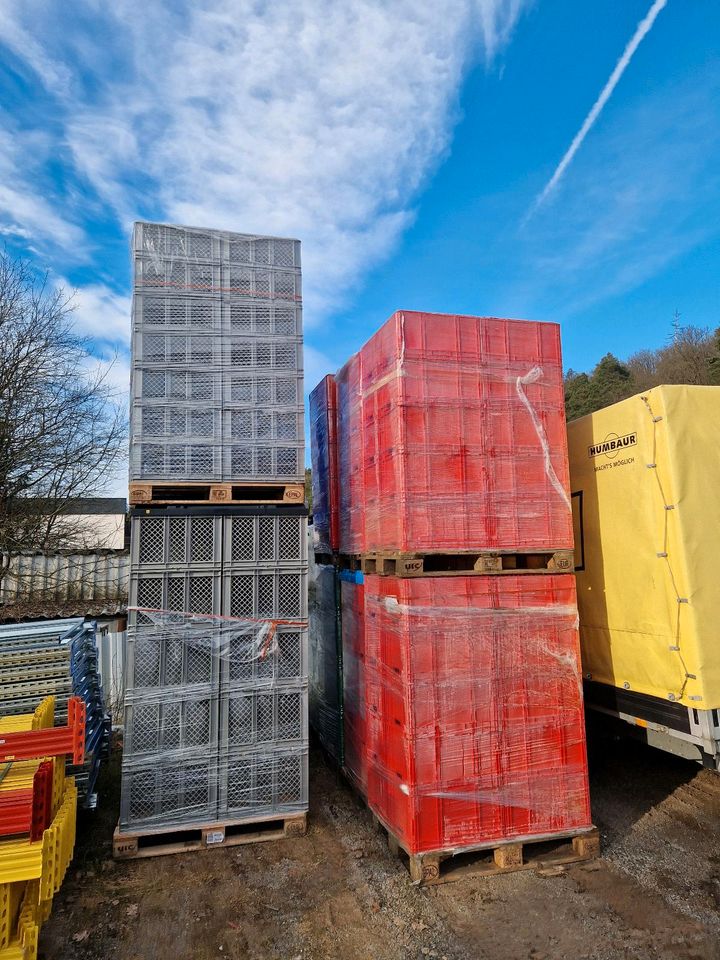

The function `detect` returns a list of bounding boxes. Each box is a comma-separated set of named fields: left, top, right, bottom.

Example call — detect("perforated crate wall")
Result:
left=124, top=689, right=218, bottom=758
left=222, top=337, right=302, bottom=373
left=131, top=514, right=222, bottom=568
left=134, top=367, right=223, bottom=405
left=224, top=301, right=302, bottom=337
left=133, top=294, right=223, bottom=331
left=134, top=257, right=222, bottom=294
left=133, top=223, right=300, bottom=270
left=126, top=623, right=220, bottom=688
left=217, top=746, right=308, bottom=819
left=224, top=442, right=304, bottom=481
left=219, top=624, right=307, bottom=686
left=219, top=684, right=308, bottom=749
left=222, top=265, right=301, bottom=302
left=130, top=442, right=223, bottom=482
left=223, top=568, right=308, bottom=620
left=224, top=372, right=302, bottom=407
left=132, top=405, right=223, bottom=444
left=129, top=570, right=220, bottom=622
left=119, top=752, right=219, bottom=829
left=132, top=331, right=222, bottom=365
left=225, top=514, right=307, bottom=565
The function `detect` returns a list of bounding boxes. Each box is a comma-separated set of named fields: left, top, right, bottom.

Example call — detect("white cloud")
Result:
left=0, top=0, right=530, bottom=322
left=65, top=281, right=132, bottom=346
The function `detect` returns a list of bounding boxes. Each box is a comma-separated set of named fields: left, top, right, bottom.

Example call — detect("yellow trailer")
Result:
left=568, top=385, right=720, bottom=768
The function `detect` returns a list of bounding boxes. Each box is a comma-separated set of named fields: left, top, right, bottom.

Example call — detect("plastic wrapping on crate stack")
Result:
left=130, top=221, right=305, bottom=484
left=309, top=376, right=339, bottom=554
left=340, top=570, right=367, bottom=795
left=336, top=311, right=572, bottom=554
left=342, top=573, right=591, bottom=856
left=308, top=564, right=342, bottom=762
left=119, top=610, right=308, bottom=832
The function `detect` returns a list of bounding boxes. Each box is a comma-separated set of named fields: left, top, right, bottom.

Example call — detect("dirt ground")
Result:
left=40, top=731, right=720, bottom=960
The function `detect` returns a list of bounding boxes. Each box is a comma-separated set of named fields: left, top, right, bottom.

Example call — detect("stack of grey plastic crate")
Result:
left=119, top=222, right=309, bottom=836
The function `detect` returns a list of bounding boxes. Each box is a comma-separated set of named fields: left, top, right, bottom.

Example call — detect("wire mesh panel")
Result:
left=217, top=746, right=308, bottom=819
left=119, top=751, right=219, bottom=829
left=131, top=514, right=222, bottom=567
left=219, top=684, right=308, bottom=749
left=124, top=687, right=218, bottom=758
left=225, top=514, right=307, bottom=566
left=223, top=568, right=308, bottom=620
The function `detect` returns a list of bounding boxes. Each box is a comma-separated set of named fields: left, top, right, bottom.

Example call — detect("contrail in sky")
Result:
left=527, top=0, right=668, bottom=219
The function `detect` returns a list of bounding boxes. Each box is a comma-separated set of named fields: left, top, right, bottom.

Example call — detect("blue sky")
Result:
left=0, top=0, right=718, bottom=399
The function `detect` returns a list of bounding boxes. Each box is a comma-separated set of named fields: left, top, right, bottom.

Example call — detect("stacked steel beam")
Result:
left=310, top=310, right=594, bottom=877
left=0, top=619, right=110, bottom=809
left=119, top=222, right=308, bottom=840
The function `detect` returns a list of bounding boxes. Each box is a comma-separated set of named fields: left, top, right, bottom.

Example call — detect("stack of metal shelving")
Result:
left=119, top=222, right=308, bottom=844
left=0, top=617, right=111, bottom=808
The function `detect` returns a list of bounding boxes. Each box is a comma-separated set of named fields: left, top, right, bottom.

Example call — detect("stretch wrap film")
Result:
left=342, top=574, right=592, bottom=855
left=336, top=311, right=572, bottom=554
left=309, top=376, right=340, bottom=553
left=308, top=565, right=342, bottom=762
left=130, top=221, right=304, bottom=483
left=119, top=609, right=308, bottom=831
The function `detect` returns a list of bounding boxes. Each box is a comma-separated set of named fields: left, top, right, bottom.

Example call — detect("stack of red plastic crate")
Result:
left=310, top=310, right=594, bottom=878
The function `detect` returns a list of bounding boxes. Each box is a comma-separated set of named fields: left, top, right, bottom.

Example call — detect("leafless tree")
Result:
left=0, top=251, right=127, bottom=592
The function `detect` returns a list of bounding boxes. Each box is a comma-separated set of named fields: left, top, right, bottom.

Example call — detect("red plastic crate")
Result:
left=345, top=573, right=591, bottom=856
left=336, top=311, right=573, bottom=554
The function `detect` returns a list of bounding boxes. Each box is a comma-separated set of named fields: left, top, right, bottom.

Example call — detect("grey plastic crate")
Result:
left=224, top=442, right=304, bottom=482
left=224, top=300, right=302, bottom=337
left=222, top=265, right=301, bottom=303
left=225, top=514, right=307, bottom=566
left=217, top=745, right=308, bottom=820
left=223, top=372, right=303, bottom=408
left=130, top=441, right=223, bottom=482
left=224, top=235, right=300, bottom=269
left=126, top=620, right=220, bottom=688
left=131, top=330, right=222, bottom=365
left=223, top=336, right=302, bottom=373
left=133, top=294, right=223, bottom=331
left=119, top=750, right=219, bottom=830
left=219, top=623, right=308, bottom=686
left=133, top=222, right=301, bottom=270
left=131, top=404, right=223, bottom=445
left=129, top=569, right=221, bottom=621
left=132, top=367, right=223, bottom=405
left=130, top=514, right=223, bottom=567
left=124, top=686, right=218, bottom=758
left=220, top=683, right=308, bottom=750
left=224, top=408, right=304, bottom=445
left=223, top=568, right=308, bottom=620
left=134, top=256, right=222, bottom=295
left=133, top=222, right=224, bottom=262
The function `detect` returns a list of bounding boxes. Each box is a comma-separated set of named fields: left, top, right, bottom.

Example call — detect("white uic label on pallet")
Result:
left=205, top=830, right=225, bottom=845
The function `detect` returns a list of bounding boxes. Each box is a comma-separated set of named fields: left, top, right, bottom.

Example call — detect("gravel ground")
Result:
left=39, top=731, right=720, bottom=960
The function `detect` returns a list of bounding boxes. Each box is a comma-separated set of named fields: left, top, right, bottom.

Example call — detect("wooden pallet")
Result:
left=113, top=811, right=307, bottom=860
left=129, top=480, right=305, bottom=507
left=374, top=816, right=600, bottom=885
left=340, top=549, right=574, bottom=578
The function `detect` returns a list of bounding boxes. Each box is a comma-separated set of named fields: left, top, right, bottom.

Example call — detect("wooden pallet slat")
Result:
left=129, top=480, right=305, bottom=507
left=113, top=811, right=307, bottom=860
left=380, top=820, right=600, bottom=885
left=333, top=549, right=574, bottom=578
